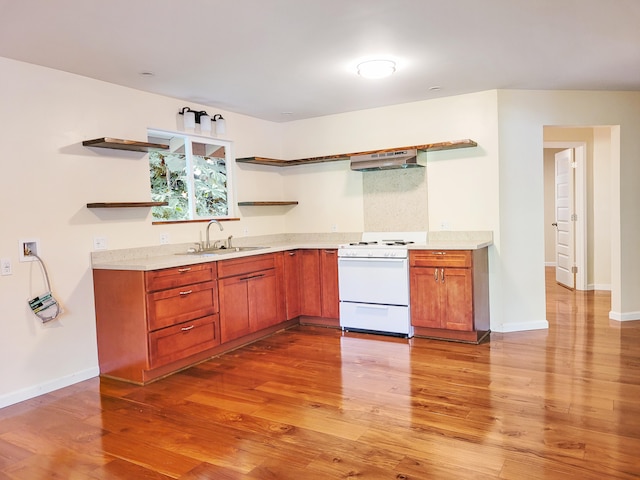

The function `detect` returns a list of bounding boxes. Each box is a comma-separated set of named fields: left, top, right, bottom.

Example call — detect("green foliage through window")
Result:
left=148, top=133, right=230, bottom=221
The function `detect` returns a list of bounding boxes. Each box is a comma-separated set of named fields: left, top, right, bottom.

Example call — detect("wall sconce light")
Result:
left=212, top=114, right=226, bottom=135
left=177, top=107, right=226, bottom=136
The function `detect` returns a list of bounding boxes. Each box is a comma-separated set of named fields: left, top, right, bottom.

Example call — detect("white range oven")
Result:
left=338, top=232, right=427, bottom=338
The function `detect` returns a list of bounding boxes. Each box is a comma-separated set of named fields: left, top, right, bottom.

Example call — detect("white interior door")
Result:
left=555, top=149, right=575, bottom=289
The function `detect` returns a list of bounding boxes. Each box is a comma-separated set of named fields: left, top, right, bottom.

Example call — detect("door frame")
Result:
left=544, top=141, right=587, bottom=291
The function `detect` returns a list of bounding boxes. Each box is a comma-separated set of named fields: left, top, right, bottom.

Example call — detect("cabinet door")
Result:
left=218, top=275, right=251, bottom=343
left=298, top=249, right=322, bottom=316
left=283, top=251, right=301, bottom=320
left=320, top=249, right=339, bottom=319
left=441, top=267, right=474, bottom=331
left=410, top=267, right=443, bottom=328
left=248, top=269, right=280, bottom=331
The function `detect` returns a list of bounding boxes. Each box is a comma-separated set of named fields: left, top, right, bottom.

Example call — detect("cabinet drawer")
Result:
left=410, top=250, right=471, bottom=268
left=147, top=281, right=218, bottom=331
left=148, top=314, right=218, bottom=368
left=146, top=263, right=215, bottom=292
left=217, top=253, right=275, bottom=278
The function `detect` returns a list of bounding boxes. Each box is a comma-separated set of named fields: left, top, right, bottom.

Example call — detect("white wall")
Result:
left=280, top=91, right=500, bottom=235
left=592, top=127, right=613, bottom=289
left=0, top=57, right=284, bottom=407
left=497, top=90, right=640, bottom=326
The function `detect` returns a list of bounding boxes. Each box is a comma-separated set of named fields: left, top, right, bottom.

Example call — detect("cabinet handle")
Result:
left=179, top=290, right=193, bottom=295
left=288, top=252, right=296, bottom=256
left=239, top=273, right=266, bottom=281
left=441, top=268, right=445, bottom=283
left=432, top=251, right=447, bottom=255
left=181, top=325, right=195, bottom=331
left=178, top=267, right=192, bottom=272
left=434, top=269, right=439, bottom=282
left=324, top=250, right=336, bottom=254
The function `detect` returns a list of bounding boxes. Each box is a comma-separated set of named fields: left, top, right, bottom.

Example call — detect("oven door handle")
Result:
left=338, top=257, right=406, bottom=263
left=355, top=304, right=390, bottom=310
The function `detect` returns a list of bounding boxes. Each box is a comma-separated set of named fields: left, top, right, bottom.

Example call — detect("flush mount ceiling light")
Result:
left=357, top=59, right=396, bottom=79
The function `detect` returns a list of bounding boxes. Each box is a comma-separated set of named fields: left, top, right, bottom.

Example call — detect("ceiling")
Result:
left=0, top=0, right=638, bottom=122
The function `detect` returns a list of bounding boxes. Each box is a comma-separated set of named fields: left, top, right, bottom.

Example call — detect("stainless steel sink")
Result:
left=177, top=246, right=267, bottom=256
left=223, top=246, right=267, bottom=252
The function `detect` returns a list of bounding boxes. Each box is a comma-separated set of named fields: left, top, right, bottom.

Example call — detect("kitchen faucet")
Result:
left=205, top=219, right=223, bottom=249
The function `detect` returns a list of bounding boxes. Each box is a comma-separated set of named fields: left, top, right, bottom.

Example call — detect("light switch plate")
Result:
left=93, top=236, right=107, bottom=250
left=1, top=258, right=11, bottom=276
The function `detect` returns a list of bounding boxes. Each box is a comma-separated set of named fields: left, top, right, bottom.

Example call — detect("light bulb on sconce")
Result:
left=199, top=113, right=212, bottom=134
left=177, top=107, right=226, bottom=136
left=212, top=114, right=226, bottom=135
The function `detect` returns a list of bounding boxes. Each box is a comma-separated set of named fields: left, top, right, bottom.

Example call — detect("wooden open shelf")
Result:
left=87, top=202, right=168, bottom=209
left=237, top=201, right=298, bottom=206
left=236, top=139, right=477, bottom=167
left=82, top=137, right=169, bottom=152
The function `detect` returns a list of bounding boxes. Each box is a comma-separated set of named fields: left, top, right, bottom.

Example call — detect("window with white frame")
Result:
left=147, top=129, right=233, bottom=222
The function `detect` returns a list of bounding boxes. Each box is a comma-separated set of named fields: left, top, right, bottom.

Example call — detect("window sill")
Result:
left=152, top=218, right=240, bottom=225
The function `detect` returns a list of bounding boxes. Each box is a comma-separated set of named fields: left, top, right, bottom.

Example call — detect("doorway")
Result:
left=543, top=127, right=613, bottom=296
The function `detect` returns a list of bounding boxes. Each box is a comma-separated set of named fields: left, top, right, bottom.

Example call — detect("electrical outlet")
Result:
left=440, top=221, right=451, bottom=230
left=159, top=233, right=170, bottom=245
left=93, top=236, right=107, bottom=250
left=331, top=223, right=338, bottom=232
left=243, top=227, right=249, bottom=236
left=1, top=258, right=11, bottom=276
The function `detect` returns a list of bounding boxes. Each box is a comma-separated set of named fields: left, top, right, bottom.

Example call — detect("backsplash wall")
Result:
left=362, top=161, right=428, bottom=232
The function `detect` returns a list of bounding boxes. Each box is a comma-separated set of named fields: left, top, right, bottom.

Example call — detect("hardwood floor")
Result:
left=2, top=269, right=640, bottom=479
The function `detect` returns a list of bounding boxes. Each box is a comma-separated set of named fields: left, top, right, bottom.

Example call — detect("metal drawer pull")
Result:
left=441, top=268, right=445, bottom=283
left=432, top=251, right=447, bottom=255
left=178, top=267, right=192, bottom=272
left=179, top=290, right=193, bottom=295
left=434, top=269, right=438, bottom=281
left=239, top=273, right=266, bottom=281
left=181, top=325, right=195, bottom=331
left=288, top=252, right=296, bottom=256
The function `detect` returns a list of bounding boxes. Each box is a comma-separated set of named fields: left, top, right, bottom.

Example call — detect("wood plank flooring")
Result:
left=2, top=268, right=640, bottom=479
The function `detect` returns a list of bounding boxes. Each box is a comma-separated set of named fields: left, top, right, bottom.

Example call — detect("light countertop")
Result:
left=91, top=231, right=493, bottom=271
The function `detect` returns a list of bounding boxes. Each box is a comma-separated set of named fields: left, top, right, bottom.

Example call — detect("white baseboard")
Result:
left=491, top=320, right=549, bottom=333
left=544, top=262, right=556, bottom=267
left=588, top=283, right=611, bottom=291
left=0, top=367, right=99, bottom=409
left=609, top=311, right=640, bottom=322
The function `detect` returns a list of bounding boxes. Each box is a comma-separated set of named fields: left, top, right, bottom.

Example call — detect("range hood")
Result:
left=350, top=149, right=422, bottom=171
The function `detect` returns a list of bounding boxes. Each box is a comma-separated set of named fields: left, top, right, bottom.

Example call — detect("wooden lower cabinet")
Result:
left=410, top=248, right=490, bottom=343
left=217, top=253, right=284, bottom=344
left=299, top=249, right=322, bottom=316
left=282, top=250, right=301, bottom=320
left=320, top=249, right=339, bottom=319
left=93, top=262, right=219, bottom=384
left=298, top=249, right=339, bottom=325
